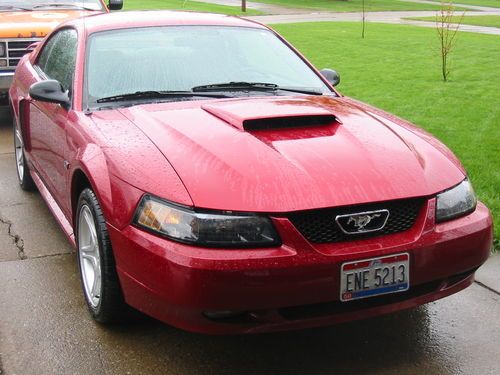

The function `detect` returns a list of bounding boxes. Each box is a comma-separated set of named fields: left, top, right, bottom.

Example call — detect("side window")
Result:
left=36, top=33, right=60, bottom=72
left=36, top=29, right=78, bottom=92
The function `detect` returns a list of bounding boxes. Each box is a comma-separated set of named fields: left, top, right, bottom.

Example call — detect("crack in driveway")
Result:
left=0, top=215, right=27, bottom=260
left=31, top=252, right=74, bottom=260
left=474, top=280, right=500, bottom=296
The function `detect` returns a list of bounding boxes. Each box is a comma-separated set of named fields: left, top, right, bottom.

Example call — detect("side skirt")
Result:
left=30, top=170, right=76, bottom=248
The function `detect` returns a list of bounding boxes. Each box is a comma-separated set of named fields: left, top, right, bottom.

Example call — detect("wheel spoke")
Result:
left=91, top=267, right=101, bottom=298
left=83, top=210, right=98, bottom=244
left=82, top=252, right=98, bottom=268
left=80, top=243, right=94, bottom=254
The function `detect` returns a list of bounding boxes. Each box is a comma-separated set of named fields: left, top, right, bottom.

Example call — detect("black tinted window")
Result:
left=37, top=29, right=78, bottom=91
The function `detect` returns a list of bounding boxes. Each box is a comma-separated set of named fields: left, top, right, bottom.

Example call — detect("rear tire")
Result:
left=13, top=119, right=35, bottom=191
left=76, top=188, right=127, bottom=323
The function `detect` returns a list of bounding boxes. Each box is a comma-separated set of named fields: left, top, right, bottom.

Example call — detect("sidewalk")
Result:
left=200, top=0, right=500, bottom=36
left=194, top=0, right=313, bottom=15
left=247, top=11, right=500, bottom=35
left=402, top=0, right=500, bottom=12
left=476, top=253, right=500, bottom=295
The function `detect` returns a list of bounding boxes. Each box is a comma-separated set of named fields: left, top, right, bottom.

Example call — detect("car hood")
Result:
left=0, top=10, right=94, bottom=38
left=114, top=96, right=465, bottom=213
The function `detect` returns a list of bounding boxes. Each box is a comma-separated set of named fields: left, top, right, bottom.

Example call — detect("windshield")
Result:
left=86, top=26, right=333, bottom=107
left=0, top=0, right=104, bottom=11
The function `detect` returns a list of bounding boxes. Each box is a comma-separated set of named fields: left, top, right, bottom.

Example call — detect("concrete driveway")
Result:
left=0, top=107, right=499, bottom=375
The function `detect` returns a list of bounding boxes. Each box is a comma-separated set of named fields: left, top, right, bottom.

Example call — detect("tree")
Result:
left=362, top=0, right=367, bottom=38
left=242, top=0, right=247, bottom=12
left=435, top=1, right=465, bottom=81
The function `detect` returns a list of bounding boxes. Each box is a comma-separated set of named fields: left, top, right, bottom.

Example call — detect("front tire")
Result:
left=76, top=188, right=127, bottom=323
left=13, top=119, right=35, bottom=191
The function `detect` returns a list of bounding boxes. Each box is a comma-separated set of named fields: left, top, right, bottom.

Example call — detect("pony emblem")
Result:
left=335, top=210, right=390, bottom=234
left=347, top=213, right=382, bottom=231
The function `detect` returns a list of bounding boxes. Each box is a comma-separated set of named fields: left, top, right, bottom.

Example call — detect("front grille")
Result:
left=7, top=41, right=33, bottom=50
left=288, top=198, right=425, bottom=243
left=8, top=59, right=20, bottom=67
left=9, top=50, right=27, bottom=58
left=0, top=39, right=42, bottom=70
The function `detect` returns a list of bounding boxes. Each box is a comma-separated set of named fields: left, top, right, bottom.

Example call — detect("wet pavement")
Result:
left=0, top=106, right=499, bottom=375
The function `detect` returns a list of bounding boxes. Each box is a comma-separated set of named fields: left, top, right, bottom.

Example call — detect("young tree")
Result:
left=436, top=1, right=465, bottom=81
left=362, top=0, right=367, bottom=39
left=242, top=0, right=247, bottom=12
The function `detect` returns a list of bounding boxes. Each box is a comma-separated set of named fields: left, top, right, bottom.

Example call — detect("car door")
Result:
left=29, top=28, right=78, bottom=212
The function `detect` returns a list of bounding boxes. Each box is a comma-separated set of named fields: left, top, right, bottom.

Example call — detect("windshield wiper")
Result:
left=32, top=3, right=96, bottom=11
left=192, top=82, right=279, bottom=92
left=192, top=82, right=323, bottom=96
left=95, top=90, right=230, bottom=104
left=0, top=5, right=31, bottom=11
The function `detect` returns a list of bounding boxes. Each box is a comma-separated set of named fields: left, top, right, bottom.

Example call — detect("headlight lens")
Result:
left=436, top=178, right=477, bottom=222
left=0, top=42, right=6, bottom=58
left=134, top=195, right=281, bottom=248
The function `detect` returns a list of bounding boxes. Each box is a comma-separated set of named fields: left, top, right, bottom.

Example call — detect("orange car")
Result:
left=0, top=0, right=123, bottom=100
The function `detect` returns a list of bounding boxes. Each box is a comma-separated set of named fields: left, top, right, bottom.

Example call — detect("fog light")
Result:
left=0, top=59, right=7, bottom=68
left=203, top=311, right=244, bottom=320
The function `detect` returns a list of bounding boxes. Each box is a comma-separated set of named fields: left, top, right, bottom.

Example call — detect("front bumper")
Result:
left=108, top=199, right=493, bottom=334
left=0, top=71, right=14, bottom=92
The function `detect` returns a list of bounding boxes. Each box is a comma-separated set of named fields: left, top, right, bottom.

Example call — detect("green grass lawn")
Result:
left=406, top=15, right=500, bottom=27
left=424, top=0, right=500, bottom=8
left=255, top=0, right=457, bottom=12
left=273, top=22, right=499, bottom=246
left=124, top=0, right=263, bottom=15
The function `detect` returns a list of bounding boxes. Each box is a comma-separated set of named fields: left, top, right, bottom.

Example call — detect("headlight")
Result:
left=134, top=195, right=281, bottom=248
left=0, top=42, right=6, bottom=58
left=436, top=178, right=477, bottom=222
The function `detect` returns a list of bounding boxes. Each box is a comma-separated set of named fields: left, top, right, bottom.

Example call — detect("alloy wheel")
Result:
left=14, top=130, right=24, bottom=181
left=78, top=205, right=102, bottom=308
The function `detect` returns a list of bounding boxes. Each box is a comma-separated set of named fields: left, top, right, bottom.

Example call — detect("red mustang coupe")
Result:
left=9, top=11, right=492, bottom=334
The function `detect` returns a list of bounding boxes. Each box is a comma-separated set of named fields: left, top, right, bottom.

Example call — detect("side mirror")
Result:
left=29, top=80, right=70, bottom=107
left=320, top=69, right=340, bottom=87
left=108, top=0, right=123, bottom=10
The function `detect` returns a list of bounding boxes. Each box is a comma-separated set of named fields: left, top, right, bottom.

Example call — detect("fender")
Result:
left=70, top=143, right=146, bottom=230
left=70, top=143, right=113, bottom=226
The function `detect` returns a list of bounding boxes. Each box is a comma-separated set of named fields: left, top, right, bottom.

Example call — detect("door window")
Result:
left=36, top=29, right=78, bottom=92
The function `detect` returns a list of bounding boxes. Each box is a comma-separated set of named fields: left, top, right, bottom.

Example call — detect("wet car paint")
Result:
left=7, top=12, right=493, bottom=334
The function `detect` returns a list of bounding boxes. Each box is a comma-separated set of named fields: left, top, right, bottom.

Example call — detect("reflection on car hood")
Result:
left=104, top=96, right=464, bottom=213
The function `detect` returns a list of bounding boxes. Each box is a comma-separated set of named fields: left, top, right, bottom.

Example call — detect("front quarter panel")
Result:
left=66, top=110, right=193, bottom=229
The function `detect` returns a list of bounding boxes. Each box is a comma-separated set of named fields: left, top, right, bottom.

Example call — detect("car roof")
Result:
left=65, top=10, right=267, bottom=35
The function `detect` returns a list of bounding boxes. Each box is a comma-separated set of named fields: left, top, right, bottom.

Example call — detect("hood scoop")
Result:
left=242, top=114, right=337, bottom=131
left=202, top=98, right=339, bottom=131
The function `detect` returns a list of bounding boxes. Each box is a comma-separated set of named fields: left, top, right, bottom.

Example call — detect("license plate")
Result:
left=340, top=253, right=410, bottom=302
